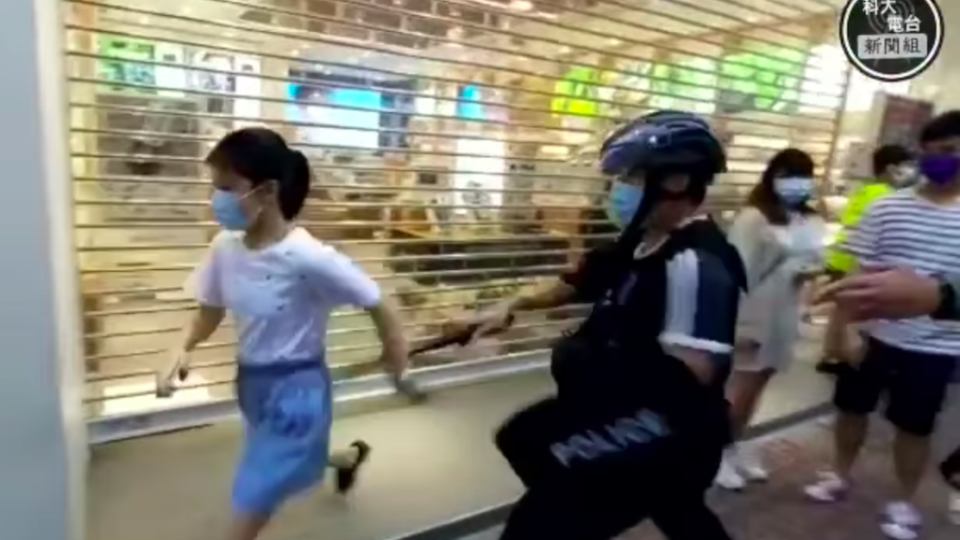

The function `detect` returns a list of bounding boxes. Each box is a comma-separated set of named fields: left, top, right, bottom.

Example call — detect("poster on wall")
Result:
left=452, top=139, right=506, bottom=216
left=618, top=43, right=815, bottom=117
left=716, top=48, right=805, bottom=114
left=457, top=85, right=485, bottom=120
left=190, top=51, right=235, bottom=93
left=841, top=140, right=873, bottom=181
left=154, top=43, right=186, bottom=97
left=875, top=94, right=934, bottom=153
left=841, top=95, right=933, bottom=180
left=551, top=66, right=616, bottom=130
left=97, top=35, right=156, bottom=92
left=288, top=84, right=382, bottom=149
left=451, top=84, right=509, bottom=124
left=286, top=69, right=430, bottom=151
left=233, top=56, right=262, bottom=127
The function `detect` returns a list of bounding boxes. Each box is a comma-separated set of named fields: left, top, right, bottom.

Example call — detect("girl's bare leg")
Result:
left=727, top=369, right=774, bottom=440
left=726, top=345, right=775, bottom=439
left=715, top=345, right=776, bottom=489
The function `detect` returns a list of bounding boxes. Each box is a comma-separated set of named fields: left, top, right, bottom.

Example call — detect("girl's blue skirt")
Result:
left=232, top=359, right=332, bottom=515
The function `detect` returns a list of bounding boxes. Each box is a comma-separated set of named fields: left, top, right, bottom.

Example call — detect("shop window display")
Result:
left=64, top=0, right=856, bottom=440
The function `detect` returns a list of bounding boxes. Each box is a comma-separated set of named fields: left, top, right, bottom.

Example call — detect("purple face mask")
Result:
left=919, top=154, right=960, bottom=185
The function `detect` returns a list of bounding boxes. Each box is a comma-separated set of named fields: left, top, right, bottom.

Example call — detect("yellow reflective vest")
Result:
left=825, top=181, right=895, bottom=274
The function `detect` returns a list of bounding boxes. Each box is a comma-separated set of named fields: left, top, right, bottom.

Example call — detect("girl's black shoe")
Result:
left=336, top=440, right=372, bottom=495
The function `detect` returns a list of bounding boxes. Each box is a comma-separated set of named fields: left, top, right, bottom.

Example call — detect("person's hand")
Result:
left=157, top=350, right=189, bottom=398
left=815, top=268, right=941, bottom=321
left=379, top=341, right=421, bottom=401
left=391, top=373, right=427, bottom=404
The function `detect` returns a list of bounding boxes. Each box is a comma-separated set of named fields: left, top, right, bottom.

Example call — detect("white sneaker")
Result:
left=804, top=471, right=849, bottom=502
left=736, top=445, right=769, bottom=482
left=880, top=501, right=922, bottom=540
left=714, top=457, right=746, bottom=491
left=948, top=492, right=960, bottom=526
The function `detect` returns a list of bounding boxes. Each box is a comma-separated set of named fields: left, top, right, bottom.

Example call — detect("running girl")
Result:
left=160, top=127, right=411, bottom=540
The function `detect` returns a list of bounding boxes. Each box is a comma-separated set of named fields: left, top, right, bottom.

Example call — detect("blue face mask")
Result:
left=773, top=176, right=814, bottom=207
left=606, top=181, right=645, bottom=228
left=211, top=189, right=253, bottom=231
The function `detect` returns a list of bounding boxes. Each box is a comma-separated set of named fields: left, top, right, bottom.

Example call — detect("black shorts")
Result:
left=833, top=337, right=956, bottom=436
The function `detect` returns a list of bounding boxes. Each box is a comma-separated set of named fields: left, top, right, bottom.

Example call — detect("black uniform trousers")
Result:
left=495, top=396, right=732, bottom=540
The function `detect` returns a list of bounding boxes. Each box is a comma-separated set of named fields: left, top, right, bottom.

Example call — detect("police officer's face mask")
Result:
left=607, top=180, right=644, bottom=228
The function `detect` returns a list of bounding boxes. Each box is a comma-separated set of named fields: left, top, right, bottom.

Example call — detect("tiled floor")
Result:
left=622, top=415, right=960, bottom=540
left=87, top=345, right=832, bottom=540
left=459, top=416, right=960, bottom=540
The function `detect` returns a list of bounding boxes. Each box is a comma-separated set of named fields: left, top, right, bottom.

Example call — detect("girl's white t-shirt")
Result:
left=189, top=227, right=382, bottom=365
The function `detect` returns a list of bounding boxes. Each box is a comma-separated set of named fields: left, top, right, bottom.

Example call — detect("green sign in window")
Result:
left=552, top=44, right=811, bottom=117
left=551, top=66, right=602, bottom=117
left=647, top=45, right=807, bottom=114
left=97, top=35, right=156, bottom=93
left=718, top=47, right=806, bottom=113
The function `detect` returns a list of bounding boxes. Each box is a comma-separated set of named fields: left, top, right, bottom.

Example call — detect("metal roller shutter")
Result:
left=63, top=0, right=850, bottom=443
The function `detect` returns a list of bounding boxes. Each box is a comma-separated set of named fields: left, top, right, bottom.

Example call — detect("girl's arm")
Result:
left=178, top=305, right=226, bottom=354
left=366, top=299, right=409, bottom=383
left=164, top=236, right=228, bottom=387
left=302, top=244, right=412, bottom=386
left=161, top=306, right=225, bottom=392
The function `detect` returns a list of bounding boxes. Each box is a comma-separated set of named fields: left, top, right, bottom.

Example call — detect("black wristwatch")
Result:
left=932, top=277, right=958, bottom=320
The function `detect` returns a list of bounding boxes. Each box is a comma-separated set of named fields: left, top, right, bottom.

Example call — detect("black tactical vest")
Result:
left=552, top=217, right=747, bottom=396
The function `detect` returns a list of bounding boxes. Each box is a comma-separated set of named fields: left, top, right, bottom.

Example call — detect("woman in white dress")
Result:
left=714, top=148, right=826, bottom=490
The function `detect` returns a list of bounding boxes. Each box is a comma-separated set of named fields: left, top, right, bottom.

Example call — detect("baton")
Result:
left=409, top=314, right=516, bottom=356
left=154, top=315, right=515, bottom=398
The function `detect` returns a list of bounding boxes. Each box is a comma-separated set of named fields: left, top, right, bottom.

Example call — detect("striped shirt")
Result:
left=844, top=190, right=960, bottom=355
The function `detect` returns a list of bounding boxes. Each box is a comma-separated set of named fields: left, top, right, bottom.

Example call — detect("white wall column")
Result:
left=0, top=1, right=86, bottom=540
left=908, top=0, right=960, bottom=110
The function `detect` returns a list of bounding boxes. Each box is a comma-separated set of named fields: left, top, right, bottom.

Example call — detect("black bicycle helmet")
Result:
left=599, top=110, right=727, bottom=182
